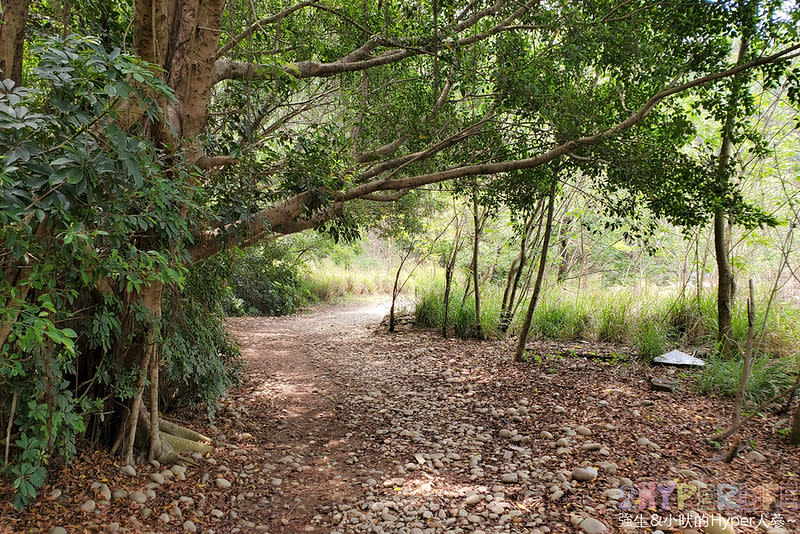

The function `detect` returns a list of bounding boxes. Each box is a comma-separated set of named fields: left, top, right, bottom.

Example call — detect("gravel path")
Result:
left=8, top=298, right=797, bottom=534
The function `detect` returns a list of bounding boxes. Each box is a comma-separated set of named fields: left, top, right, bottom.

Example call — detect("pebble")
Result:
left=215, top=477, right=232, bottom=489
left=579, top=517, right=607, bottom=533
left=572, top=467, right=598, bottom=481
left=121, top=465, right=137, bottom=477
left=183, top=520, right=197, bottom=532
left=150, top=472, right=165, bottom=484
left=49, top=528, right=67, bottom=534
left=130, top=491, right=147, bottom=504
left=576, top=425, right=592, bottom=436
left=746, top=450, right=765, bottom=462
left=49, top=489, right=62, bottom=500
left=465, top=494, right=482, bottom=505
left=104, top=523, right=120, bottom=533
left=111, top=489, right=127, bottom=500
left=80, top=499, right=96, bottom=512
left=500, top=472, right=518, bottom=483
left=702, top=516, right=735, bottom=534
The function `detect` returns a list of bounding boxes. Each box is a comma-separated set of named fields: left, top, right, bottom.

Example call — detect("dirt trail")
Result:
left=219, top=298, right=392, bottom=532
left=5, top=297, right=799, bottom=534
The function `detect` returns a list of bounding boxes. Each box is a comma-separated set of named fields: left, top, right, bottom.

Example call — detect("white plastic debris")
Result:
left=653, top=349, right=705, bottom=367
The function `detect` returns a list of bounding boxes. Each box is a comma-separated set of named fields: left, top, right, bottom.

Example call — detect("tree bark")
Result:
left=0, top=0, right=31, bottom=85
left=515, top=173, right=558, bottom=361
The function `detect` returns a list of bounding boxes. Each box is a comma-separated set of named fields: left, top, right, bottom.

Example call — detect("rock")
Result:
left=121, top=465, right=137, bottom=477
left=159, top=513, right=171, bottom=523
left=49, top=528, right=67, bottom=534
left=49, top=488, right=62, bottom=500
left=80, top=499, right=97, bottom=512
left=111, top=489, right=127, bottom=500
left=581, top=443, right=602, bottom=451
left=183, top=520, right=197, bottom=532
left=501, top=473, right=519, bottom=483
left=465, top=494, right=482, bottom=505
left=579, top=517, right=607, bottom=534
left=603, top=488, right=624, bottom=499
left=576, top=425, right=592, bottom=436
left=270, top=478, right=282, bottom=486
left=150, top=472, right=165, bottom=484
left=499, top=429, right=512, bottom=438
left=97, top=483, right=111, bottom=501
left=746, top=450, right=765, bottom=462
left=766, top=529, right=790, bottom=534
left=702, top=515, right=735, bottom=534
left=104, top=522, right=120, bottom=533
left=211, top=509, right=224, bottom=518
left=215, top=477, right=232, bottom=489
left=571, top=467, right=598, bottom=482
left=540, top=431, right=554, bottom=440
left=549, top=490, right=564, bottom=501
left=636, top=437, right=650, bottom=447
left=130, top=490, right=147, bottom=504
left=679, top=468, right=700, bottom=478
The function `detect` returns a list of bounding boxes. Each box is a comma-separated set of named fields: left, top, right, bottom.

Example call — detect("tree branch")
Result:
left=190, top=43, right=800, bottom=263
left=216, top=0, right=319, bottom=59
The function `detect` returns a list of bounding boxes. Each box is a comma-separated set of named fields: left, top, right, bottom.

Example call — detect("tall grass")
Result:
left=414, top=278, right=502, bottom=339
left=302, top=258, right=395, bottom=302
left=413, top=278, right=800, bottom=363
left=696, top=353, right=796, bottom=407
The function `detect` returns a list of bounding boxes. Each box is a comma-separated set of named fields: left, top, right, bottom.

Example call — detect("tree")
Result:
left=2, top=0, right=799, bottom=506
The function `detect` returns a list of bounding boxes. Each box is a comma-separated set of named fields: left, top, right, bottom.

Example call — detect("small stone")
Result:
left=581, top=443, right=602, bottom=451
left=746, top=450, right=765, bottom=462
left=112, top=489, right=127, bottom=500
left=97, top=483, right=111, bottom=501
left=215, top=478, right=232, bottom=489
left=270, top=478, right=282, bottom=486
left=499, top=429, right=512, bottom=438
left=576, top=425, right=592, bottom=436
left=49, top=488, right=62, bottom=500
left=130, top=491, right=147, bottom=504
left=104, top=522, right=120, bottom=533
left=501, top=473, right=519, bottom=484
left=121, top=465, right=137, bottom=477
left=465, top=494, right=482, bottom=505
left=49, top=528, right=67, bottom=534
left=159, top=513, right=171, bottom=523
left=80, top=499, right=97, bottom=512
left=679, top=468, right=700, bottom=478
left=211, top=509, right=224, bottom=518
left=766, top=529, right=790, bottom=534
left=579, top=517, right=607, bottom=534
left=183, top=520, right=197, bottom=532
left=549, top=490, right=564, bottom=501
left=636, top=437, right=650, bottom=447
left=540, top=431, right=554, bottom=440
left=702, top=515, right=735, bottom=534
left=150, top=473, right=165, bottom=484
left=571, top=467, right=598, bottom=482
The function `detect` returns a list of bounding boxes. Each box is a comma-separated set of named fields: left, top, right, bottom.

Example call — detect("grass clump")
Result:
left=696, top=353, right=796, bottom=407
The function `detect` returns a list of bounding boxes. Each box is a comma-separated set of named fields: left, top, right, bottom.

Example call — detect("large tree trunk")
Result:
left=514, top=173, right=558, bottom=362
left=0, top=0, right=31, bottom=85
